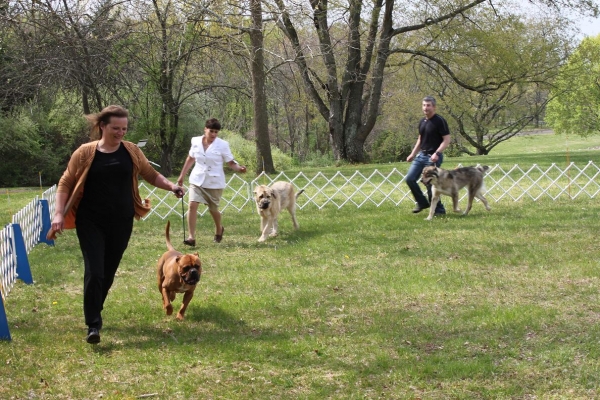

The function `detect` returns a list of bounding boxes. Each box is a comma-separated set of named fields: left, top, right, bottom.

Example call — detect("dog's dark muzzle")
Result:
left=182, top=268, right=201, bottom=285
left=259, top=200, right=270, bottom=209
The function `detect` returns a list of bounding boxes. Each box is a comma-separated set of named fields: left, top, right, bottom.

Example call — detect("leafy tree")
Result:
left=270, top=0, right=597, bottom=162
left=249, top=0, right=275, bottom=174
left=416, top=13, right=574, bottom=154
left=5, top=0, right=131, bottom=113
left=117, top=0, right=225, bottom=175
left=546, top=34, right=600, bottom=136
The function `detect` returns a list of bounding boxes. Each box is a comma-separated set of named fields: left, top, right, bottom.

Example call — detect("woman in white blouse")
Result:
left=177, top=118, right=247, bottom=245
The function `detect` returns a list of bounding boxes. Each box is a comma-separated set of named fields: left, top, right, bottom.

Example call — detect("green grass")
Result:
left=455, top=130, right=600, bottom=168
left=2, top=132, right=600, bottom=398
left=276, top=131, right=600, bottom=178
left=0, top=187, right=50, bottom=226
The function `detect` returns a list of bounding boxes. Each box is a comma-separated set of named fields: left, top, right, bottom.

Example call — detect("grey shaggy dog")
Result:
left=421, top=165, right=491, bottom=220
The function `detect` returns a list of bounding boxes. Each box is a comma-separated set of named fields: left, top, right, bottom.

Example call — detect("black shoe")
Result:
left=214, top=226, right=224, bottom=243
left=412, top=204, right=430, bottom=213
left=86, top=328, right=100, bottom=344
left=183, top=239, right=196, bottom=247
left=434, top=211, right=446, bottom=217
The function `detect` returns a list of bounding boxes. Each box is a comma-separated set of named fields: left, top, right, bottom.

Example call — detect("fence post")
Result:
left=38, top=199, right=54, bottom=246
left=0, top=295, right=11, bottom=340
left=12, top=224, right=33, bottom=285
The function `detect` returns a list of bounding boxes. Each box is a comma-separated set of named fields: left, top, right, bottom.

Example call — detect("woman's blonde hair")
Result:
left=86, top=105, right=129, bottom=140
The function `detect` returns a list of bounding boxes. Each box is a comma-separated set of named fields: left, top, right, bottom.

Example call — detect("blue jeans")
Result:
left=405, top=152, right=445, bottom=213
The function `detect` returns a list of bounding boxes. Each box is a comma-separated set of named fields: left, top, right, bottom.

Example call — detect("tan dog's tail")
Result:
left=165, top=221, right=175, bottom=252
left=295, top=189, right=305, bottom=199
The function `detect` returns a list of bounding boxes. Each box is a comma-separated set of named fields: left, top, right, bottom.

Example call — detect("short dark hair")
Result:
left=205, top=118, right=221, bottom=130
left=422, top=96, right=436, bottom=106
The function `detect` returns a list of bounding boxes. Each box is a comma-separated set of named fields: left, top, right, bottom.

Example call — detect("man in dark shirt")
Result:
left=405, top=96, right=451, bottom=215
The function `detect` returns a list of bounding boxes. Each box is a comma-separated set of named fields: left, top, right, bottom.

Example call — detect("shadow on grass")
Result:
left=88, top=303, right=295, bottom=355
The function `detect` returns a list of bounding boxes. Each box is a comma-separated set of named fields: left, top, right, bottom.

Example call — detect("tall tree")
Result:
left=414, top=14, right=574, bottom=154
left=546, top=34, right=600, bottom=136
left=120, top=0, right=219, bottom=175
left=272, top=0, right=599, bottom=162
left=1, top=0, right=126, bottom=113
left=249, top=0, right=275, bottom=173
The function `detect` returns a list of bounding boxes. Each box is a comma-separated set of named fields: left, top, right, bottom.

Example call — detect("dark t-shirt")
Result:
left=418, top=114, right=450, bottom=154
left=77, top=143, right=135, bottom=220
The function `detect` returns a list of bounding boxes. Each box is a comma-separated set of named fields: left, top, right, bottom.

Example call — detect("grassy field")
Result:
left=0, top=187, right=50, bottom=226
left=1, top=132, right=600, bottom=399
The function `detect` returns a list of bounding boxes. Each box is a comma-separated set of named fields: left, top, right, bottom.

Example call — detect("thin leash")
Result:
left=181, top=196, right=186, bottom=242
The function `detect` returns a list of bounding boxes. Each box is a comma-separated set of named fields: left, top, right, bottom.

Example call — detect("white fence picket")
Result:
left=130, top=162, right=600, bottom=219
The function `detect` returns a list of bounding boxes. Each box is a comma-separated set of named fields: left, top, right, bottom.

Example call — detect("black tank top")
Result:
left=77, top=143, right=135, bottom=220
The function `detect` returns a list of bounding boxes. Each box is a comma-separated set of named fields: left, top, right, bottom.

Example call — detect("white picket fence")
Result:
left=2, top=162, right=599, bottom=304
left=0, top=227, right=19, bottom=301
left=132, top=162, right=600, bottom=220
left=1, top=190, right=54, bottom=301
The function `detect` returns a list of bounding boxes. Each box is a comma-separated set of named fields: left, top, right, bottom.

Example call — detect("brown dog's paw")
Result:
left=165, top=304, right=173, bottom=316
left=176, top=313, right=185, bottom=321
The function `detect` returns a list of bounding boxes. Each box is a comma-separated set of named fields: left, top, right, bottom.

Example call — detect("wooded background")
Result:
left=0, top=0, right=598, bottom=187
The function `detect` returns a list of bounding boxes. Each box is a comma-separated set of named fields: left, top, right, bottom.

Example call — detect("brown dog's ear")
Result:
left=176, top=255, right=182, bottom=263
left=193, top=252, right=199, bottom=257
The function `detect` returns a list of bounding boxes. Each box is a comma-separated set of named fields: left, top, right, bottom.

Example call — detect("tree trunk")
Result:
left=275, top=0, right=493, bottom=163
left=250, top=0, right=275, bottom=174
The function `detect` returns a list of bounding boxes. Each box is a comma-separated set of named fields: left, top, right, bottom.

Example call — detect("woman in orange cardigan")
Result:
left=50, top=105, right=184, bottom=344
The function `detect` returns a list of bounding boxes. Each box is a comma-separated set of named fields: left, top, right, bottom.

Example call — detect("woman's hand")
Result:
left=51, top=215, right=64, bottom=233
left=172, top=185, right=185, bottom=198
left=49, top=213, right=65, bottom=239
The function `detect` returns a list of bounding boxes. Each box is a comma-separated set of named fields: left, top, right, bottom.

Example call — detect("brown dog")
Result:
left=157, top=221, right=202, bottom=320
left=421, top=165, right=491, bottom=221
left=254, top=181, right=304, bottom=242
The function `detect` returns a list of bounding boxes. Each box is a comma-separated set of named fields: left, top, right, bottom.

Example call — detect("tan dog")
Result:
left=254, top=181, right=304, bottom=242
left=157, top=221, right=202, bottom=320
left=421, top=165, right=491, bottom=221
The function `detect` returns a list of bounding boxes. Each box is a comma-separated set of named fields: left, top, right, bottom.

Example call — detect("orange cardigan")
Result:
left=47, top=140, right=160, bottom=239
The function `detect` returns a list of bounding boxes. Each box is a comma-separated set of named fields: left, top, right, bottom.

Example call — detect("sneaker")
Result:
left=183, top=239, right=196, bottom=247
left=412, top=204, right=430, bottom=214
left=86, top=328, right=100, bottom=344
left=434, top=211, right=446, bottom=217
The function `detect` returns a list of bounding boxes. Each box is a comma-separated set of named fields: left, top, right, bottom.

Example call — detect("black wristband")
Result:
left=435, top=151, right=443, bottom=157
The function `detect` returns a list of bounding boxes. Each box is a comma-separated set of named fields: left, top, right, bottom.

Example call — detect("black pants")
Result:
left=76, top=214, right=133, bottom=330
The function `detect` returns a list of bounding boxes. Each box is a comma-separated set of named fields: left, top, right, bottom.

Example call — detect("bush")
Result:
left=369, top=130, right=414, bottom=163
left=0, top=102, right=86, bottom=187
left=292, top=151, right=336, bottom=168
left=219, top=130, right=293, bottom=174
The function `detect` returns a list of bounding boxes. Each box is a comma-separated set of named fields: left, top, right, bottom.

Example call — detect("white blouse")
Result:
left=188, top=136, right=235, bottom=189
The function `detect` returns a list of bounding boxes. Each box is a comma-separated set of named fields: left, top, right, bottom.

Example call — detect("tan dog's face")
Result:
left=421, top=166, right=438, bottom=186
left=177, top=253, right=202, bottom=286
left=254, top=185, right=276, bottom=210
